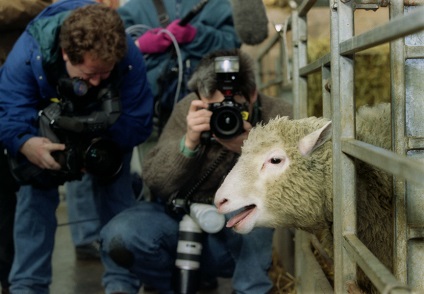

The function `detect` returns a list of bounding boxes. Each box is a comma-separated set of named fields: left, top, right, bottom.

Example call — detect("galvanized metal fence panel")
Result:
left=257, top=0, right=424, bottom=292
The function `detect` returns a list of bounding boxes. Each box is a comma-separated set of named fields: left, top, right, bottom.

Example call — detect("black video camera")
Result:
left=7, top=78, right=123, bottom=188
left=201, top=56, right=249, bottom=144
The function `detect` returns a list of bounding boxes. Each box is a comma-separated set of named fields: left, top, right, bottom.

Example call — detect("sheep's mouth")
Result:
left=226, top=204, right=256, bottom=229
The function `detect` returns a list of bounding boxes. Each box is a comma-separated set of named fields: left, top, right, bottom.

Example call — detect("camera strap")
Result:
left=182, top=148, right=228, bottom=201
left=167, top=146, right=228, bottom=215
left=152, top=0, right=170, bottom=27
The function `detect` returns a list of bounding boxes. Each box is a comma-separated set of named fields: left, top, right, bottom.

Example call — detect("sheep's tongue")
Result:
left=226, top=209, right=252, bottom=228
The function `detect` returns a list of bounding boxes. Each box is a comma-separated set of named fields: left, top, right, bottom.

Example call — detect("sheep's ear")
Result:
left=298, top=121, right=332, bottom=156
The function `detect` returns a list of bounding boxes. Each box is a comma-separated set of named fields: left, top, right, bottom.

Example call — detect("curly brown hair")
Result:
left=59, top=4, right=127, bottom=65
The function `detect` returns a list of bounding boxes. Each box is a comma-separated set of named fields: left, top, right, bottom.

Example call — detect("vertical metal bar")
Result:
left=292, top=10, right=301, bottom=119
left=298, top=14, right=308, bottom=118
left=331, top=0, right=345, bottom=289
left=276, top=35, right=284, bottom=98
left=281, top=19, right=292, bottom=88
left=403, top=4, right=424, bottom=291
left=292, top=3, right=333, bottom=291
left=292, top=8, right=303, bottom=290
left=292, top=9, right=308, bottom=119
left=322, top=65, right=332, bottom=119
left=295, top=230, right=335, bottom=293
left=390, top=0, right=408, bottom=286
left=392, top=3, right=424, bottom=291
left=332, top=0, right=357, bottom=292
left=293, top=5, right=325, bottom=292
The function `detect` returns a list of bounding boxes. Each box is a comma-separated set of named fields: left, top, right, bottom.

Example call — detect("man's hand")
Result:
left=215, top=120, right=252, bottom=154
left=19, top=137, right=66, bottom=170
left=185, top=100, right=211, bottom=150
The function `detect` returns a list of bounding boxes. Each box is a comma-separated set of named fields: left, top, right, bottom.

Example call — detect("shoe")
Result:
left=75, top=243, right=100, bottom=260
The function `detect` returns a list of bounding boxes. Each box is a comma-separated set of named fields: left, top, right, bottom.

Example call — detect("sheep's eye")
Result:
left=270, top=157, right=282, bottom=164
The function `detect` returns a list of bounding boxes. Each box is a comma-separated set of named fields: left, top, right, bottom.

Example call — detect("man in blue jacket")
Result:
left=0, top=1, right=153, bottom=293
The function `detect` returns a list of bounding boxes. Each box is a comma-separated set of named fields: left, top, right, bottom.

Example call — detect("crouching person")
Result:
left=100, top=49, right=293, bottom=294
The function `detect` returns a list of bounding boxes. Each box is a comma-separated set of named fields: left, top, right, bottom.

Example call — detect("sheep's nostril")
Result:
left=216, top=198, right=228, bottom=210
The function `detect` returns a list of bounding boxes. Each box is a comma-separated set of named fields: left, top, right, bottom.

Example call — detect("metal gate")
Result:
left=257, top=0, right=424, bottom=292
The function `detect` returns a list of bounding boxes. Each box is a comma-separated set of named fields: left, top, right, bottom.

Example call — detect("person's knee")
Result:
left=101, top=219, right=136, bottom=269
left=108, top=236, right=135, bottom=269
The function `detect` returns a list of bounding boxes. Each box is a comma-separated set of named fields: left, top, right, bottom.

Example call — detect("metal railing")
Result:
left=257, top=0, right=424, bottom=292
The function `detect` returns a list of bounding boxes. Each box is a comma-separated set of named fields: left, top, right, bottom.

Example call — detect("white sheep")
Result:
left=215, top=103, right=393, bottom=293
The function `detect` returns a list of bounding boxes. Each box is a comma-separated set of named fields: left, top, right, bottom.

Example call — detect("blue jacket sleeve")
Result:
left=106, top=35, right=154, bottom=152
left=0, top=33, right=44, bottom=156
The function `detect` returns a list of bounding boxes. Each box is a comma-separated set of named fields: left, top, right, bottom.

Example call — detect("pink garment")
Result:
left=166, top=19, right=197, bottom=44
left=136, top=20, right=197, bottom=54
left=136, top=28, right=172, bottom=54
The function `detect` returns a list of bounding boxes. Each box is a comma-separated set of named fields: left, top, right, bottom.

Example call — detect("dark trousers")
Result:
left=0, top=147, right=18, bottom=290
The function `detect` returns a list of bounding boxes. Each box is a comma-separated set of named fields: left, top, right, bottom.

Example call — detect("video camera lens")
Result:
left=84, top=138, right=123, bottom=179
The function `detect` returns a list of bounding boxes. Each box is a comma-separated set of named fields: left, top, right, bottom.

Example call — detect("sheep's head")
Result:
left=215, top=116, right=333, bottom=234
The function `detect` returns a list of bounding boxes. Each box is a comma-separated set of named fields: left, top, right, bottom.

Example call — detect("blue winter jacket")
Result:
left=118, top=0, right=241, bottom=103
left=0, top=0, right=153, bottom=157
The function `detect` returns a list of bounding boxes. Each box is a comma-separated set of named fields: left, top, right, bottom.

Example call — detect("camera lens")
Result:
left=174, top=215, right=203, bottom=294
left=84, top=138, right=123, bottom=179
left=210, top=105, right=244, bottom=139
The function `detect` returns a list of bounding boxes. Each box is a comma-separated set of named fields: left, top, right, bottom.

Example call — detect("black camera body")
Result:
left=47, top=130, right=123, bottom=181
left=208, top=99, right=246, bottom=139
left=7, top=78, right=123, bottom=188
left=201, top=56, right=248, bottom=144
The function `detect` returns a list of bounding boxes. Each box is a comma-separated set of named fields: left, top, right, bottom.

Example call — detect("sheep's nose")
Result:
left=216, top=198, right=228, bottom=212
